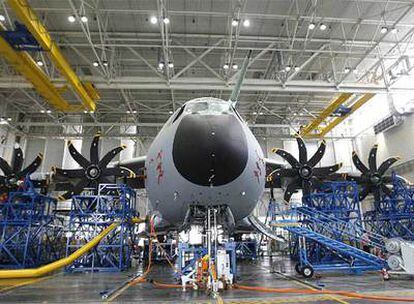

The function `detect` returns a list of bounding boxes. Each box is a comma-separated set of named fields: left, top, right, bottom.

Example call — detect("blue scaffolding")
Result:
left=65, top=184, right=137, bottom=272
left=0, top=179, right=61, bottom=268
left=363, top=174, right=414, bottom=241
left=272, top=182, right=387, bottom=277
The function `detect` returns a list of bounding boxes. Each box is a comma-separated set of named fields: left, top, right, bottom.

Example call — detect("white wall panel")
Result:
left=43, top=138, right=65, bottom=172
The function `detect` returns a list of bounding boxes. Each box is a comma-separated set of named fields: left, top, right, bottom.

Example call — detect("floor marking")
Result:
left=265, top=268, right=349, bottom=304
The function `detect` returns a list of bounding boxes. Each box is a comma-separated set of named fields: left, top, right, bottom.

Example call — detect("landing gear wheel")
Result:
left=294, top=263, right=303, bottom=275
left=302, top=266, right=314, bottom=279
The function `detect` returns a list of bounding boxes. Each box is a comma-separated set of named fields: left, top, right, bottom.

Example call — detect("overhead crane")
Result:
left=0, top=0, right=99, bottom=112
left=299, top=93, right=375, bottom=138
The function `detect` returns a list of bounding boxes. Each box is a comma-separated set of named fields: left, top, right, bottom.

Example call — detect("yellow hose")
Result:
left=0, top=217, right=144, bottom=279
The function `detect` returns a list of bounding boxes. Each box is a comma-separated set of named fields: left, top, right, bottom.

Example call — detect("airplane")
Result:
left=54, top=51, right=341, bottom=237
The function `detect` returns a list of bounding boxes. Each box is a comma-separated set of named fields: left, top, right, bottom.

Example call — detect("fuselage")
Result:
left=145, top=97, right=265, bottom=225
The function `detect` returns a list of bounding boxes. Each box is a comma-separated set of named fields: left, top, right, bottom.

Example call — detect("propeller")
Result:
left=268, top=136, right=342, bottom=202
left=0, top=146, right=43, bottom=198
left=349, top=144, right=400, bottom=201
left=53, top=132, right=134, bottom=200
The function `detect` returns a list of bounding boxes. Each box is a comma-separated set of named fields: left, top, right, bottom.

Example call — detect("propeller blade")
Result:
left=90, top=132, right=101, bottom=164
left=283, top=177, right=300, bottom=202
left=103, top=166, right=135, bottom=178
left=368, top=145, right=378, bottom=171
left=352, top=151, right=369, bottom=174
left=307, top=140, right=326, bottom=167
left=302, top=180, right=312, bottom=197
left=16, top=153, right=43, bottom=179
left=0, top=157, right=12, bottom=176
left=68, top=141, right=90, bottom=169
left=382, top=175, right=393, bottom=184
left=378, top=157, right=400, bottom=176
left=296, top=136, right=307, bottom=164
left=381, top=184, right=393, bottom=197
left=98, top=145, right=126, bottom=169
left=58, top=178, right=90, bottom=201
left=373, top=187, right=381, bottom=202
left=12, top=147, right=24, bottom=172
left=270, top=168, right=297, bottom=179
left=53, top=167, right=85, bottom=179
left=310, top=177, right=324, bottom=190
left=271, top=148, right=300, bottom=168
left=313, top=163, right=342, bottom=177
left=359, top=185, right=371, bottom=201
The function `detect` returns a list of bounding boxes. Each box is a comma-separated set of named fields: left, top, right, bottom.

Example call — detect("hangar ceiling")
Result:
left=1, top=0, right=414, bottom=139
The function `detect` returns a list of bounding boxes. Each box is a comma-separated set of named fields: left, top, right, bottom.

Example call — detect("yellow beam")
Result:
left=0, top=26, right=71, bottom=112
left=300, top=93, right=353, bottom=138
left=8, top=0, right=99, bottom=112
left=319, top=93, right=375, bottom=137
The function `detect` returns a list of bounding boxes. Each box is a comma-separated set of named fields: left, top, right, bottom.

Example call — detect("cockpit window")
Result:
left=185, top=101, right=232, bottom=115
left=172, top=105, right=185, bottom=123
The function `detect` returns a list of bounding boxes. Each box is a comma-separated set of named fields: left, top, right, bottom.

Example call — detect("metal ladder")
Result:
left=285, top=225, right=386, bottom=267
left=296, top=206, right=386, bottom=252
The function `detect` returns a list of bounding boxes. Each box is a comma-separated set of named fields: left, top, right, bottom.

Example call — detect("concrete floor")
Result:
left=1, top=256, right=414, bottom=303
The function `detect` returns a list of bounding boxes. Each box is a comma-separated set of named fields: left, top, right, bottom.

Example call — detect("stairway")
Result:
left=285, top=225, right=385, bottom=267
left=297, top=206, right=386, bottom=251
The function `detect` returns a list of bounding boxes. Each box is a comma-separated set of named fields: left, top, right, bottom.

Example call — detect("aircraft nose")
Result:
left=173, top=114, right=248, bottom=186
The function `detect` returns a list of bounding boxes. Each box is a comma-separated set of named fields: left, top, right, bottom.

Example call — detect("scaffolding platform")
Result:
left=65, top=184, right=137, bottom=272
left=0, top=178, right=63, bottom=269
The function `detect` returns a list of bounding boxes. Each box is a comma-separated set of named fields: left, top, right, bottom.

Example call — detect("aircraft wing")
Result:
left=115, top=156, right=147, bottom=188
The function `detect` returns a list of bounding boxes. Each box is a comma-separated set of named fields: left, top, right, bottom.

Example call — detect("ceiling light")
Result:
left=380, top=27, right=388, bottom=34
left=294, top=66, right=300, bottom=72
left=308, top=22, right=316, bottom=30
left=150, top=16, right=157, bottom=24
left=68, top=15, right=76, bottom=23
left=319, top=23, right=327, bottom=31
left=158, top=62, right=165, bottom=69
left=132, top=110, right=137, bottom=114
left=0, top=15, right=5, bottom=22
left=36, top=60, right=43, bottom=66
left=89, top=111, right=94, bottom=114
left=391, top=28, right=398, bottom=34
left=80, top=15, right=88, bottom=23
left=46, top=110, right=51, bottom=114
left=223, top=63, right=229, bottom=70
left=40, top=110, right=45, bottom=113
left=163, top=17, right=170, bottom=24
left=252, top=111, right=257, bottom=115
left=243, top=19, right=250, bottom=27
left=126, top=110, right=131, bottom=114
left=7, top=117, right=11, bottom=121
left=83, top=110, right=88, bottom=114
left=102, top=61, right=108, bottom=67
left=231, top=19, right=239, bottom=27
left=168, top=62, right=174, bottom=68
left=299, top=112, right=304, bottom=116
left=285, top=65, right=291, bottom=72
left=344, top=67, right=351, bottom=73
left=93, top=61, right=99, bottom=67
left=169, top=110, right=173, bottom=114
left=232, top=64, right=238, bottom=70
left=259, top=112, right=264, bottom=115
